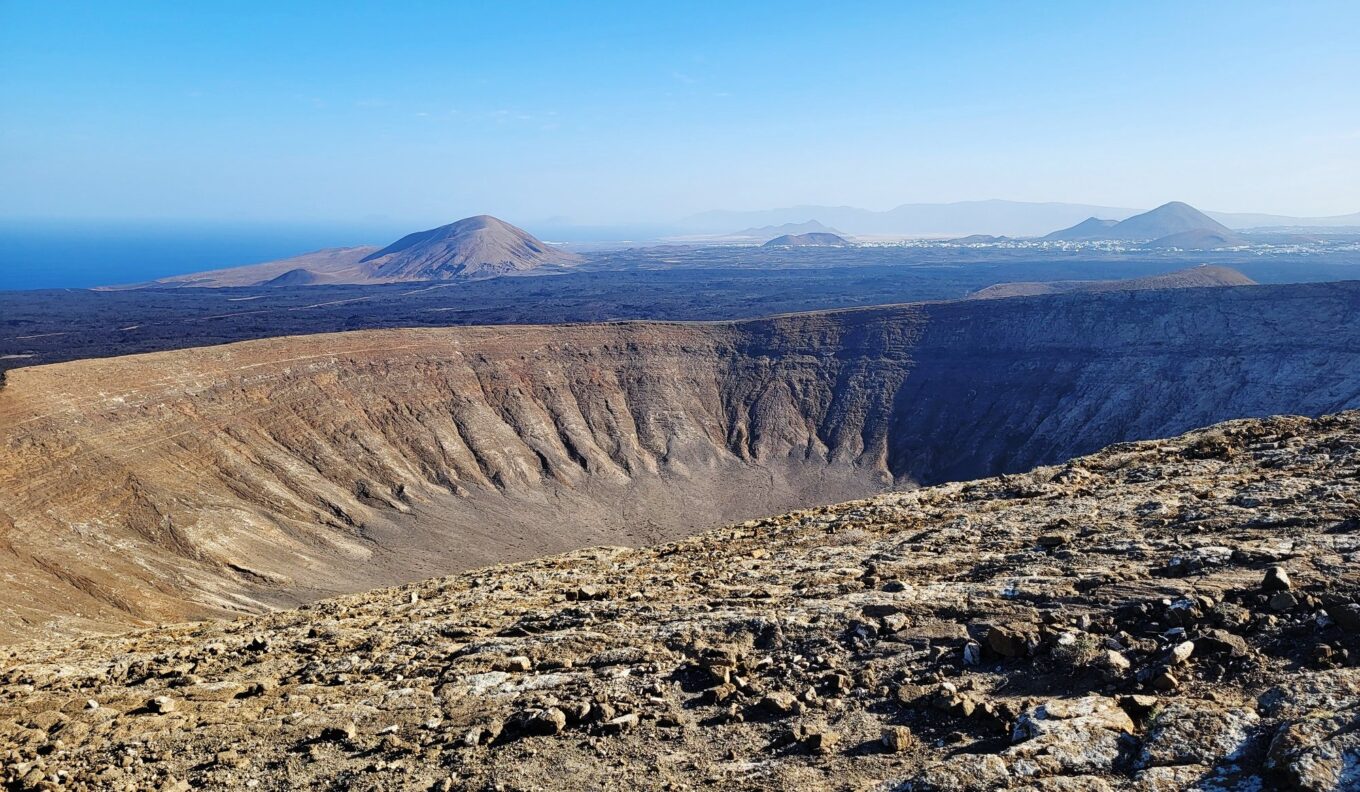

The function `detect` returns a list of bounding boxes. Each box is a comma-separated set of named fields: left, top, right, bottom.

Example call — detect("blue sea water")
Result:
left=0, top=220, right=405, bottom=290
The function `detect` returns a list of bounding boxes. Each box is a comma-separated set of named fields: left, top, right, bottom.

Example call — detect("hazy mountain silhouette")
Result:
left=684, top=200, right=1360, bottom=237
left=684, top=200, right=1140, bottom=237
left=948, top=234, right=1012, bottom=244
left=1206, top=209, right=1360, bottom=229
left=1043, top=217, right=1118, bottom=240
left=1045, top=201, right=1231, bottom=241
left=761, top=232, right=852, bottom=247
left=732, top=220, right=846, bottom=241
left=1147, top=228, right=1250, bottom=249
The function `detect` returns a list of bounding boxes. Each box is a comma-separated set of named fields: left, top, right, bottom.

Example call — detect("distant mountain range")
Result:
left=733, top=220, right=846, bottom=241
left=681, top=200, right=1360, bottom=238
left=115, top=216, right=582, bottom=288
left=685, top=200, right=1140, bottom=237
left=1207, top=210, right=1360, bottom=229
left=761, top=232, right=852, bottom=248
left=95, top=202, right=1359, bottom=292
left=1043, top=201, right=1248, bottom=246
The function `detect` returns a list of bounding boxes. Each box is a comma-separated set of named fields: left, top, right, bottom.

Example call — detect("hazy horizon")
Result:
left=3, top=1, right=1359, bottom=228
left=4, top=197, right=1359, bottom=290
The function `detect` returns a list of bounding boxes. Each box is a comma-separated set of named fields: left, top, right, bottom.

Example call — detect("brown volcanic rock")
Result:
left=1, top=412, right=1359, bottom=789
left=2, top=284, right=1360, bottom=641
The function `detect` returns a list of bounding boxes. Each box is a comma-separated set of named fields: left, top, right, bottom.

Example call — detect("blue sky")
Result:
left=2, top=1, right=1358, bottom=226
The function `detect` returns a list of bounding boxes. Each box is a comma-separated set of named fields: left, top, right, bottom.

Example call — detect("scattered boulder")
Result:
left=1262, top=566, right=1292, bottom=592
left=821, top=672, right=853, bottom=696
left=758, top=692, right=800, bottom=717
left=882, top=725, right=915, bottom=753
left=320, top=722, right=356, bottom=742
left=147, top=696, right=176, bottom=715
left=986, top=623, right=1038, bottom=658
left=461, top=720, right=503, bottom=746
left=862, top=603, right=902, bottom=618
left=603, top=713, right=639, bottom=735
left=704, top=682, right=738, bottom=705
left=1150, top=669, right=1180, bottom=692
left=521, top=707, right=568, bottom=736
left=799, top=725, right=840, bottom=755
left=1270, top=591, right=1300, bottom=612
left=931, top=683, right=979, bottom=718
left=568, top=585, right=609, bottom=602
left=1194, top=629, right=1249, bottom=658
left=1101, top=649, right=1131, bottom=674
left=501, top=655, right=533, bottom=673
left=562, top=701, right=592, bottom=724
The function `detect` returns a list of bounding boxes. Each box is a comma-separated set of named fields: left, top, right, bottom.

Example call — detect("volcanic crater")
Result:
left=1, top=280, right=1358, bottom=641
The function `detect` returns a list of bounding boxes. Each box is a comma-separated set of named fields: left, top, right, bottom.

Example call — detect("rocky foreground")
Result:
left=4, top=412, right=1360, bottom=791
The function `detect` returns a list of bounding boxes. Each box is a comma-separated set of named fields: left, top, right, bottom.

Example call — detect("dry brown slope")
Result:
left=0, top=313, right=923, bottom=641
left=1, top=411, right=1357, bottom=790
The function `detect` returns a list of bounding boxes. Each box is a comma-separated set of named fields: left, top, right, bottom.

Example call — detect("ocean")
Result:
left=0, top=220, right=403, bottom=290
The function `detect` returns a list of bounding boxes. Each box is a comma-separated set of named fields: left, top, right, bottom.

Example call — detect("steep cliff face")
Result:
left=883, top=282, right=1360, bottom=482
left=1, top=281, right=1358, bottom=639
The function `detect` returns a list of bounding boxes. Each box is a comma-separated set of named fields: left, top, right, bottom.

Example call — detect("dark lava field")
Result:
left=4, top=244, right=1359, bottom=376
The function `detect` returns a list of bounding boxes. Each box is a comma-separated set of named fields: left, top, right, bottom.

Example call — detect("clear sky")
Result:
left=2, top=0, right=1358, bottom=226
